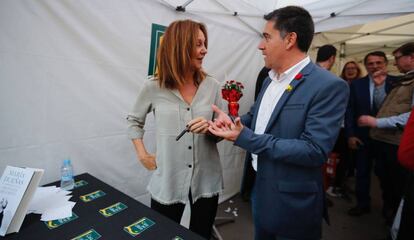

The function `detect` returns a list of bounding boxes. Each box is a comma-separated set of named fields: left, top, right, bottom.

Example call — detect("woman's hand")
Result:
left=188, top=117, right=209, bottom=134
left=132, top=139, right=157, bottom=170
left=139, top=153, right=157, bottom=170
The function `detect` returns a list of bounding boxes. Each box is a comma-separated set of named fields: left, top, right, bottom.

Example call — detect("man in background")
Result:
left=345, top=51, right=397, bottom=217
left=316, top=44, right=337, bottom=71
left=358, top=42, right=414, bottom=225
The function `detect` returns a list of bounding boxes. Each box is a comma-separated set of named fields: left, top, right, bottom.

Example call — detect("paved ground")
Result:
left=214, top=176, right=390, bottom=240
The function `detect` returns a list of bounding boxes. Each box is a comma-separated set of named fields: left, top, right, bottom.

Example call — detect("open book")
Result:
left=0, top=166, right=44, bottom=236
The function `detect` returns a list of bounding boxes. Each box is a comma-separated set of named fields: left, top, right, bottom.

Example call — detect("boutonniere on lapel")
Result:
left=294, top=73, right=303, bottom=80
left=286, top=84, right=293, bottom=92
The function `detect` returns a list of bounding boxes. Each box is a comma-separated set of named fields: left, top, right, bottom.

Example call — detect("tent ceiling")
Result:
left=162, top=0, right=414, bottom=33
left=313, top=13, right=414, bottom=61
left=162, top=0, right=414, bottom=64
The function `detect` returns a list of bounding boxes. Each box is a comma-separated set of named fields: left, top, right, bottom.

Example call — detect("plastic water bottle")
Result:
left=60, top=159, right=75, bottom=190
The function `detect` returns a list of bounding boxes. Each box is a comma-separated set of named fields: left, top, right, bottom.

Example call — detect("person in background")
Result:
left=316, top=44, right=337, bottom=71
left=358, top=42, right=414, bottom=230
left=315, top=45, right=338, bottom=207
left=397, top=106, right=414, bottom=240
left=326, top=61, right=363, bottom=198
left=209, top=6, right=349, bottom=240
left=127, top=19, right=223, bottom=239
left=398, top=108, right=414, bottom=170
left=345, top=51, right=398, bottom=217
left=341, top=61, right=363, bottom=83
left=255, top=67, right=271, bottom=101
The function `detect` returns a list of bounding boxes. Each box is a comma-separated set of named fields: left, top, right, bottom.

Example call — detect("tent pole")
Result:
left=315, top=0, right=371, bottom=25
left=329, top=19, right=414, bottom=45
left=346, top=45, right=398, bottom=58
left=181, top=0, right=195, bottom=8
left=176, top=8, right=263, bottom=18
left=212, top=0, right=261, bottom=36
left=323, top=32, right=414, bottom=38
left=338, top=42, right=346, bottom=75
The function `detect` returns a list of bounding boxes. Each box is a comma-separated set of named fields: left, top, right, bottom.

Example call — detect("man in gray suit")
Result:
left=209, top=6, right=349, bottom=240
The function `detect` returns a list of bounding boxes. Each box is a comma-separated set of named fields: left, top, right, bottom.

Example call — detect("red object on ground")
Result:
left=323, top=152, right=339, bottom=190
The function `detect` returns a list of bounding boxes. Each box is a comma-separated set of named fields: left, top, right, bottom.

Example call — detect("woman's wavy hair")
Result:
left=155, top=19, right=208, bottom=89
left=340, top=61, right=362, bottom=81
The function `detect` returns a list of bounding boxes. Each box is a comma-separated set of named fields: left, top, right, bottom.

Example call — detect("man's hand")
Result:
left=358, top=115, right=377, bottom=128
left=188, top=117, right=209, bottom=134
left=348, top=137, right=364, bottom=150
left=139, top=153, right=157, bottom=170
left=208, top=117, right=243, bottom=142
left=372, top=70, right=387, bottom=86
left=211, top=104, right=233, bottom=128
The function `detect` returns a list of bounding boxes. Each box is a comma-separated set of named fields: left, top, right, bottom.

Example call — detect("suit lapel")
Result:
left=264, top=62, right=314, bottom=133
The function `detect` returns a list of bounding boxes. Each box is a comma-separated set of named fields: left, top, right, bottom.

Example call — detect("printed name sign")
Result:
left=71, top=229, right=101, bottom=240
left=99, top=202, right=128, bottom=217
left=45, top=213, right=79, bottom=229
left=74, top=180, right=88, bottom=188
left=79, top=190, right=106, bottom=202
left=123, top=217, right=155, bottom=237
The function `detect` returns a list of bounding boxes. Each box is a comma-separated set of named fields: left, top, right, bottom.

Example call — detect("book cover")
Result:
left=0, top=166, right=44, bottom=236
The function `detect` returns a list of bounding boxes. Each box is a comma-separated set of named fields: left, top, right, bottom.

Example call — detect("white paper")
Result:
left=27, top=186, right=75, bottom=221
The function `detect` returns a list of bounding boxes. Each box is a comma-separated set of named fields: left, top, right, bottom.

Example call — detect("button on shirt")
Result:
left=252, top=56, right=310, bottom=171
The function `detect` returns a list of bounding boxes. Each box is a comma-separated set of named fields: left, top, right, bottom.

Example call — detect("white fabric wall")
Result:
left=0, top=0, right=263, bottom=205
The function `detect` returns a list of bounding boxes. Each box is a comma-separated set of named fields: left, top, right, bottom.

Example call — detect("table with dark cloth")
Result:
left=2, top=173, right=204, bottom=240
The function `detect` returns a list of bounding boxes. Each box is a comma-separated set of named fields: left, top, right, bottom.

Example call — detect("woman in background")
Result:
left=341, top=60, right=362, bottom=83
left=127, top=20, right=223, bottom=239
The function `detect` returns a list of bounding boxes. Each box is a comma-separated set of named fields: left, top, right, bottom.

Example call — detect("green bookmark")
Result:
left=74, top=180, right=88, bottom=188
left=45, top=213, right=79, bottom=229
left=71, top=229, right=101, bottom=240
left=79, top=190, right=106, bottom=202
left=123, top=217, right=155, bottom=237
left=99, top=202, right=128, bottom=217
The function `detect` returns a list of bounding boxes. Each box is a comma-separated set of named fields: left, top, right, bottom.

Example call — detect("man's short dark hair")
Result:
left=264, top=6, right=314, bottom=52
left=316, top=44, right=337, bottom=62
left=364, top=51, right=388, bottom=65
left=393, top=42, right=414, bottom=56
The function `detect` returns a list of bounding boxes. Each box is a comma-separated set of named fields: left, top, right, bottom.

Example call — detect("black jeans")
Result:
left=374, top=141, right=408, bottom=218
left=151, top=192, right=218, bottom=239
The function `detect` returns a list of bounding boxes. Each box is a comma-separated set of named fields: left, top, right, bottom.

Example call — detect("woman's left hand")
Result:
left=188, top=117, right=209, bottom=134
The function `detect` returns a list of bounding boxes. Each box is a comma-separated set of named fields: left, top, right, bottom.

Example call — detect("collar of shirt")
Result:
left=268, top=56, right=310, bottom=83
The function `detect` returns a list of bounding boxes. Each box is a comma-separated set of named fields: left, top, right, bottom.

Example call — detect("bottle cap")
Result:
left=63, top=159, right=71, bottom=165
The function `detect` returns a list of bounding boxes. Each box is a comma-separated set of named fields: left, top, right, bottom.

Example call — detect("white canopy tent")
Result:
left=1, top=0, right=413, bottom=213
left=164, top=0, right=414, bottom=72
